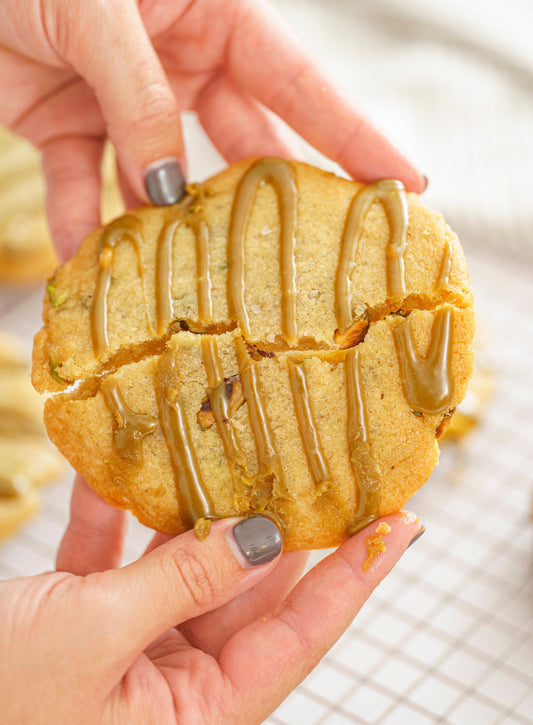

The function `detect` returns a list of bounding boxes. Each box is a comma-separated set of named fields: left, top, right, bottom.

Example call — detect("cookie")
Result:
left=0, top=126, right=124, bottom=285
left=34, top=158, right=475, bottom=549
left=0, top=330, right=64, bottom=542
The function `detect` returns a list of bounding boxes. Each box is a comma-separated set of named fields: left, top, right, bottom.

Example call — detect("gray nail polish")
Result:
left=232, top=516, right=282, bottom=566
left=144, top=158, right=185, bottom=205
left=408, top=525, right=426, bottom=548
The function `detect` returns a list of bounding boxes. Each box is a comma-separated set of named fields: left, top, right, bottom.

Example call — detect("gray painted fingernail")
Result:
left=144, top=158, right=185, bottom=205
left=422, top=175, right=429, bottom=192
left=408, top=525, right=426, bottom=548
left=232, top=516, right=282, bottom=567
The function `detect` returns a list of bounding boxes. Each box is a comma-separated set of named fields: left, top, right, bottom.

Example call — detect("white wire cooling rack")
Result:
left=0, top=245, right=532, bottom=725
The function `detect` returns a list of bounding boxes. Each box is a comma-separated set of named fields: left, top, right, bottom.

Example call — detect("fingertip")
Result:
left=341, top=511, right=423, bottom=579
left=227, top=515, right=283, bottom=568
left=41, top=136, right=104, bottom=261
left=143, top=157, right=186, bottom=206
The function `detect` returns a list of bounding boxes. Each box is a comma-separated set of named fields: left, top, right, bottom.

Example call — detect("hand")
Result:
left=0, top=0, right=425, bottom=261
left=1, top=479, right=423, bottom=724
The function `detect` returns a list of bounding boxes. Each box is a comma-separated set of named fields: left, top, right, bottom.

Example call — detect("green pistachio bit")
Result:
left=49, top=360, right=68, bottom=384
left=412, top=410, right=423, bottom=417
left=47, top=283, right=69, bottom=308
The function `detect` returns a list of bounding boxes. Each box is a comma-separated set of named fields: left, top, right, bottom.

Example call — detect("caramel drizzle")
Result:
left=155, top=216, right=181, bottom=336
left=155, top=210, right=211, bottom=335
left=102, top=380, right=158, bottom=462
left=436, top=237, right=452, bottom=289
left=287, top=359, right=331, bottom=485
left=228, top=158, right=298, bottom=346
left=196, top=218, right=213, bottom=320
left=156, top=352, right=215, bottom=528
left=201, top=337, right=248, bottom=478
left=335, top=179, right=408, bottom=336
left=234, top=338, right=284, bottom=484
left=345, top=348, right=381, bottom=532
left=393, top=306, right=455, bottom=414
left=91, top=215, right=152, bottom=359
left=94, top=163, right=459, bottom=536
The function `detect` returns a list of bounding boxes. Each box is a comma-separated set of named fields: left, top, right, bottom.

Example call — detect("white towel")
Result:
left=260, top=0, right=533, bottom=262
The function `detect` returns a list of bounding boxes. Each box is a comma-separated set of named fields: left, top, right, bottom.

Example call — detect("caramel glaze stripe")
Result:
left=345, top=348, right=381, bottom=533
left=286, top=359, right=331, bottom=486
left=393, top=306, right=455, bottom=415
left=102, top=380, right=158, bottom=462
left=228, top=158, right=298, bottom=346
left=201, top=337, right=248, bottom=477
left=234, top=338, right=284, bottom=484
left=196, top=218, right=213, bottom=320
left=155, top=216, right=181, bottom=336
left=91, top=215, right=152, bottom=360
left=156, top=212, right=212, bottom=335
left=335, top=179, right=408, bottom=336
left=436, top=237, right=452, bottom=290
left=156, top=352, right=215, bottom=529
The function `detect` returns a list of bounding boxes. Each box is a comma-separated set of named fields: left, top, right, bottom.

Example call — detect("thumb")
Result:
left=55, top=0, right=185, bottom=205
left=94, top=516, right=282, bottom=665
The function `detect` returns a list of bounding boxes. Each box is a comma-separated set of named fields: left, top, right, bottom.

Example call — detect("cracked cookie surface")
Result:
left=34, top=158, right=475, bottom=549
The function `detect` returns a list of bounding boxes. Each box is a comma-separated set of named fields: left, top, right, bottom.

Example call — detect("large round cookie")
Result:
left=33, top=159, right=475, bottom=549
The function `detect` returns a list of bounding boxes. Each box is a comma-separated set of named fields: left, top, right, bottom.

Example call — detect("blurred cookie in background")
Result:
left=441, top=329, right=495, bottom=443
left=0, top=330, right=64, bottom=542
left=0, top=125, right=124, bottom=284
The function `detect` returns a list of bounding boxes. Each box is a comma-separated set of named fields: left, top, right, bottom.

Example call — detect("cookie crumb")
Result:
left=194, top=517, right=212, bottom=540
left=400, top=511, right=419, bottom=525
left=363, top=522, right=391, bottom=572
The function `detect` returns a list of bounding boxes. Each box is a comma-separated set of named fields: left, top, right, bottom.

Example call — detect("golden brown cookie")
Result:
left=0, top=330, right=64, bottom=542
left=0, top=126, right=124, bottom=285
left=34, top=158, right=475, bottom=549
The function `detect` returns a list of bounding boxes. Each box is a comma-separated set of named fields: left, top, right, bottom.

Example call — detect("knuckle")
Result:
left=125, top=81, right=179, bottom=139
left=167, top=548, right=216, bottom=611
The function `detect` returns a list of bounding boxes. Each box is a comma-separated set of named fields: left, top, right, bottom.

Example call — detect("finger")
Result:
left=219, top=513, right=423, bottom=723
left=92, top=516, right=283, bottom=673
left=228, top=2, right=425, bottom=192
left=41, top=135, right=104, bottom=261
left=143, top=531, right=173, bottom=556
left=116, top=163, right=144, bottom=212
left=52, top=0, right=184, bottom=204
left=180, top=550, right=309, bottom=658
left=196, top=73, right=298, bottom=162
left=56, top=475, right=128, bottom=575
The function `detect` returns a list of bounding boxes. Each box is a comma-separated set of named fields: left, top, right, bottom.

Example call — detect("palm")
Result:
left=109, top=548, right=310, bottom=724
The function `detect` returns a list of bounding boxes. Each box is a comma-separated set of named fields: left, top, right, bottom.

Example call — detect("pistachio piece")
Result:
left=334, top=316, right=369, bottom=349
left=47, top=283, right=69, bottom=308
left=49, top=359, right=69, bottom=384
left=197, top=375, right=245, bottom=430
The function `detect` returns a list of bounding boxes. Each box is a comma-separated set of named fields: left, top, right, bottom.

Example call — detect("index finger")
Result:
left=228, top=2, right=425, bottom=192
left=218, top=512, right=423, bottom=722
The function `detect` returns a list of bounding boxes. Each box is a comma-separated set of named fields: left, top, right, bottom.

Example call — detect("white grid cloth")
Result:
left=1, top=0, right=533, bottom=722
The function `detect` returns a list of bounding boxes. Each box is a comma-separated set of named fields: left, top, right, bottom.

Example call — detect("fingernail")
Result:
left=144, top=158, right=185, bottom=205
left=230, top=516, right=282, bottom=567
left=422, top=175, right=429, bottom=192
left=408, top=525, right=426, bottom=548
